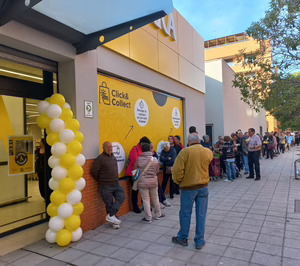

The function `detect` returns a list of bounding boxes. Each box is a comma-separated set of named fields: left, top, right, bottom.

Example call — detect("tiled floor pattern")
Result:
left=1, top=147, right=300, bottom=265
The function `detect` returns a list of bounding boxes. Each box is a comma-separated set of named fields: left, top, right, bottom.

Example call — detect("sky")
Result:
left=173, top=0, right=270, bottom=41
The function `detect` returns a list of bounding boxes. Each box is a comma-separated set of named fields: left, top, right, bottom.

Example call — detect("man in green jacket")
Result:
left=172, top=133, right=213, bottom=249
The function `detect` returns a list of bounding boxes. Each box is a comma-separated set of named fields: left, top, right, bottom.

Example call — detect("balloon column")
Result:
left=36, top=94, right=86, bottom=246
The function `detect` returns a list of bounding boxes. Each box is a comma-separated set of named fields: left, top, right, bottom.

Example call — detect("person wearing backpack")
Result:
left=126, top=137, right=151, bottom=213
left=134, top=143, right=164, bottom=223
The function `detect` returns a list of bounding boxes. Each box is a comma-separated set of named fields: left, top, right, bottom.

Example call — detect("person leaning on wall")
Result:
left=91, top=141, right=126, bottom=225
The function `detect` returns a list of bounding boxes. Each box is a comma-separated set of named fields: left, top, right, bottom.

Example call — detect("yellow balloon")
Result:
left=50, top=94, right=66, bottom=108
left=68, top=165, right=84, bottom=180
left=74, top=131, right=84, bottom=143
left=46, top=132, right=60, bottom=146
left=67, top=141, right=82, bottom=156
left=46, top=127, right=52, bottom=135
left=37, top=114, right=51, bottom=129
left=61, top=108, right=73, bottom=121
left=45, top=97, right=51, bottom=103
left=65, top=118, right=80, bottom=132
left=59, top=178, right=75, bottom=193
left=73, top=202, right=84, bottom=216
left=60, top=153, right=76, bottom=168
left=50, top=190, right=66, bottom=206
left=56, top=229, right=72, bottom=247
left=47, top=203, right=58, bottom=217
left=65, top=215, right=81, bottom=231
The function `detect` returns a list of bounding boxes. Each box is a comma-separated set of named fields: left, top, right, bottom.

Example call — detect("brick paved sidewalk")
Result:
left=1, top=147, right=300, bottom=266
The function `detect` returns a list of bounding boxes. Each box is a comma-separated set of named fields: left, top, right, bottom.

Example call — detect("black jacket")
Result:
left=222, top=142, right=235, bottom=160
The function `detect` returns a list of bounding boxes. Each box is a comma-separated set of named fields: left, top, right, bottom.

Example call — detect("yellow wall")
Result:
left=98, top=74, right=184, bottom=177
left=104, top=9, right=205, bottom=93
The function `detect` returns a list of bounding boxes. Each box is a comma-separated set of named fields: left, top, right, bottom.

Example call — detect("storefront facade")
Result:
left=0, top=8, right=205, bottom=235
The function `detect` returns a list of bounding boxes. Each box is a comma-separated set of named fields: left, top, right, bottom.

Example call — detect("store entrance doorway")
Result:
left=0, top=58, right=56, bottom=236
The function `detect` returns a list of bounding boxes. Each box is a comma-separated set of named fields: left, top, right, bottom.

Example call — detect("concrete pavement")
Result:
left=1, top=147, right=300, bottom=266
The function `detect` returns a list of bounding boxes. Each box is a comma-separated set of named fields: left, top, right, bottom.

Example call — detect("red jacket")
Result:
left=126, top=144, right=142, bottom=176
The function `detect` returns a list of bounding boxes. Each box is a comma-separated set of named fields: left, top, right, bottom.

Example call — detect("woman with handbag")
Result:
left=134, top=143, right=164, bottom=223
left=160, top=142, right=177, bottom=199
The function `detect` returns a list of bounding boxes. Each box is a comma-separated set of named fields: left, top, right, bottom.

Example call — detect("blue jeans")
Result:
left=226, top=160, right=236, bottom=180
left=177, top=187, right=208, bottom=246
left=243, top=155, right=249, bottom=173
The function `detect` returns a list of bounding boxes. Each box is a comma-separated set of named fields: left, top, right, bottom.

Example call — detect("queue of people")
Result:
left=90, top=126, right=297, bottom=249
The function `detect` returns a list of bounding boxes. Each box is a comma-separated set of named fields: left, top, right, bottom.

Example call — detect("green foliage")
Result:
left=233, top=0, right=300, bottom=129
left=264, top=73, right=300, bottom=130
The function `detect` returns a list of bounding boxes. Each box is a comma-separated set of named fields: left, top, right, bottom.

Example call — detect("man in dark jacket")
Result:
left=91, top=142, right=125, bottom=225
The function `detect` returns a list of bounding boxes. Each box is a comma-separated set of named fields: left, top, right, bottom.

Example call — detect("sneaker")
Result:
left=155, top=214, right=166, bottom=220
left=162, top=199, right=171, bottom=207
left=223, top=179, right=231, bottom=182
left=246, top=176, right=254, bottom=179
left=195, top=242, right=205, bottom=250
left=106, top=214, right=121, bottom=225
left=172, top=236, right=188, bottom=246
left=142, top=218, right=152, bottom=223
left=232, top=179, right=236, bottom=182
left=160, top=203, right=166, bottom=209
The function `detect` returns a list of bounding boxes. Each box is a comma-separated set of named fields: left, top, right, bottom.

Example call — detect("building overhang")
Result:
left=0, top=0, right=173, bottom=54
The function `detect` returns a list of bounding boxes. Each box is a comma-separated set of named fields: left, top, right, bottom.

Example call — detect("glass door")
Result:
left=0, top=57, right=56, bottom=235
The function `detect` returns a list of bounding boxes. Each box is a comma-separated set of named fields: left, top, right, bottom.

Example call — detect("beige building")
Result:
left=0, top=5, right=206, bottom=246
left=204, top=33, right=277, bottom=133
left=205, top=59, right=267, bottom=143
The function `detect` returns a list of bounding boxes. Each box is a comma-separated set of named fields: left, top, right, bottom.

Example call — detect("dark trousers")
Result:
left=220, top=155, right=226, bottom=174
left=266, top=149, right=274, bottom=159
left=129, top=177, right=139, bottom=210
left=262, top=144, right=267, bottom=157
left=162, top=172, right=174, bottom=198
left=99, top=184, right=125, bottom=216
left=158, top=181, right=166, bottom=203
left=280, top=144, right=285, bottom=153
left=248, top=151, right=261, bottom=179
left=235, top=153, right=242, bottom=171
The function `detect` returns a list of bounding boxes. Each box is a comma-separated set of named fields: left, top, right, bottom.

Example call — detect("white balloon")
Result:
left=49, top=216, right=64, bottom=232
left=45, top=229, right=57, bottom=243
left=52, top=166, right=68, bottom=181
left=48, top=156, right=60, bottom=168
left=76, top=178, right=86, bottom=191
left=76, top=154, right=86, bottom=166
left=64, top=103, right=71, bottom=109
left=58, top=203, right=74, bottom=219
left=50, top=119, right=65, bottom=133
left=51, top=142, right=67, bottom=157
left=67, top=190, right=82, bottom=205
left=49, top=178, right=59, bottom=190
left=37, top=101, right=50, bottom=114
left=60, top=129, right=75, bottom=144
left=72, top=227, right=83, bottom=242
left=47, top=104, right=62, bottom=119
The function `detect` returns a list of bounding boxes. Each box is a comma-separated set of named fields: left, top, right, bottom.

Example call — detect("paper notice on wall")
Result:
left=8, top=136, right=35, bottom=176
left=134, top=99, right=149, bottom=127
left=172, top=107, right=181, bottom=129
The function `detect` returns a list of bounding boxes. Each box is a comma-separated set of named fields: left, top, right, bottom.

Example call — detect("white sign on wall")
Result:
left=134, top=99, right=149, bottom=127
left=112, top=142, right=126, bottom=174
left=172, top=107, right=181, bottom=129
left=84, top=100, right=93, bottom=118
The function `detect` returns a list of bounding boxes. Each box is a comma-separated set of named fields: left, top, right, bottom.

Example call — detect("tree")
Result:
left=264, top=73, right=300, bottom=130
left=233, top=0, right=300, bottom=113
